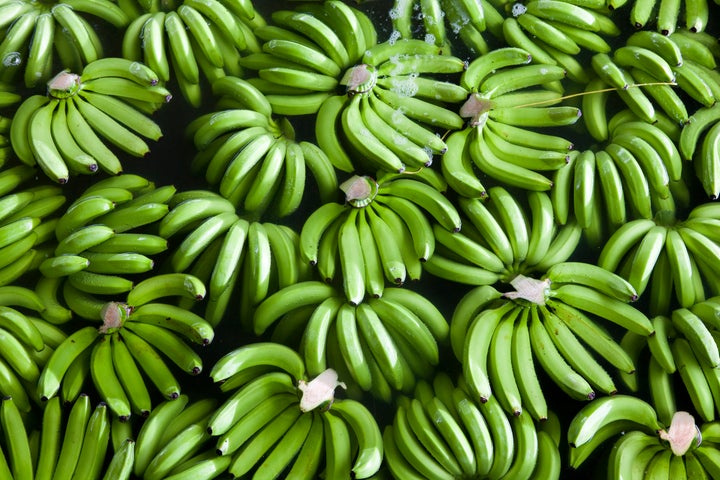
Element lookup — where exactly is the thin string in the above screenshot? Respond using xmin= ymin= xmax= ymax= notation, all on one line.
xmin=512 ymin=82 xmax=678 ymax=108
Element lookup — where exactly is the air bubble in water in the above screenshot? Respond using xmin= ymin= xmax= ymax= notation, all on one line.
xmin=511 ymin=3 xmax=527 ymax=16
xmin=388 ymin=30 xmax=401 ymax=45
xmin=391 ymin=77 xmax=418 ymax=97
xmin=3 ymin=52 xmax=21 ymax=67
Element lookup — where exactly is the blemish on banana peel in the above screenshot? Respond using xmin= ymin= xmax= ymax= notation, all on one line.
xmin=298 ymin=368 xmax=346 ymax=412
xmin=658 ymin=411 xmax=702 ymax=456
xmin=98 ymin=301 xmax=131 ymax=334
xmin=504 ymin=274 xmax=551 ymax=305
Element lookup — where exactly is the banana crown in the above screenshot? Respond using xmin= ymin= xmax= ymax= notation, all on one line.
xmin=298 ymin=368 xmax=346 ymax=412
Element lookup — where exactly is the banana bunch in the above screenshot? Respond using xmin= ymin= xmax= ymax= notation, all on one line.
xmin=131 ymin=394 xmax=226 ymax=480
xmin=598 ymin=202 xmax=720 ymax=314
xmin=36 ymin=272 xmax=214 ymax=418
xmin=0 ymin=0 xmax=130 ymax=87
xmin=0 ymin=83 xmax=20 ymax=166
xmin=188 ymin=76 xmax=339 ymax=214
xmin=300 ymin=173 xmax=460 ymax=302
xmin=10 ymin=59 xmax=168 ymax=183
xmin=387 ymin=0 xmax=507 ymax=55
xmin=424 ymin=188 xmax=583 ymax=284
xmin=252 ymin=281 xmax=449 ymax=401
xmin=588 ymin=51 xmax=666 ymax=126
xmin=567 ymin=395 xmax=666 ymax=471
xmin=502 ymin=0 xmax=620 ymax=83
xmin=384 ymin=372 xmax=562 ymax=479
xmin=209 ymin=342 xmax=384 ymax=478
xmin=0 ymin=286 xmax=67 ymax=413
xmin=0 ymin=395 xmax=114 ymax=479
xmin=448 ymin=48 xmax=579 ymax=192
xmin=553 ymin=118 xmax=682 ymax=234
xmin=583 ymin=55 xmax=690 ymax=134
xmin=442 ymin=0 xmax=505 ymax=55
xmin=316 ymin=40 xmax=467 ymax=174
xmin=620 ymin=302 xmax=720 ymax=424
xmin=609 ymin=0 xmax=715 ymax=33
xmin=120 ymin=0 xmax=259 ymax=107
xmin=240 ymin=1 xmax=376 ymax=116
xmin=33 ymin=175 xmax=172 ymax=317
xmin=568 ymin=398 xmax=720 ymax=480
xmin=388 ymin=0 xmax=498 ymax=52
xmin=33 ymin=176 xmax=170 ymax=323
xmin=388 ymin=0 xmax=450 ymax=49
xmin=588 ymin=32 xmax=720 ymax=126
xmin=451 ymin=261 xmax=649 ymax=419
xmin=0 ymin=175 xmax=66 ymax=287
xmin=680 ymin=102 xmax=720 ymax=199
xmin=158 ymin=189 xmax=311 ymax=328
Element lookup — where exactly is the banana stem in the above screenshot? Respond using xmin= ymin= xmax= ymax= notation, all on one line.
xmin=658 ymin=411 xmax=702 ymax=455
xmin=48 ymin=71 xmax=81 ymax=99
xmin=503 ymin=274 xmax=551 ymax=305
xmin=298 ymin=368 xmax=346 ymax=412
xmin=99 ymin=301 xmax=131 ymax=334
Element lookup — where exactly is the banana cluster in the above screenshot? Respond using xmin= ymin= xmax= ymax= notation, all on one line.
xmin=384 ymin=372 xmax=562 ymax=479
xmin=389 ymin=0 xmax=503 ymax=55
xmin=680 ymin=101 xmax=720 ymax=199
xmin=389 ymin=0 xmax=451 ymax=49
xmin=425 ymin=187 xmax=582 ymax=284
xmin=121 ymin=0 xmax=259 ymax=107
xmin=567 ymin=395 xmax=664 ymax=470
xmin=443 ymin=0 xmax=505 ymax=55
xmin=10 ymin=59 xmax=167 ymax=184
xmin=0 ymin=286 xmax=66 ymax=413
xmin=0 ymin=0 xmax=129 ymax=87
xmin=209 ymin=342 xmax=383 ymax=478
xmin=502 ymin=0 xmax=620 ymax=83
xmin=0 ymin=173 xmax=66 ymax=286
xmin=0 ymin=84 xmax=20 ymax=167
xmin=300 ymin=173 xmax=460 ymax=302
xmin=587 ymin=31 xmax=720 ymax=128
xmin=610 ymin=0 xmax=715 ymax=33
xmin=451 ymin=262 xmax=651 ymax=419
xmin=253 ymin=282 xmax=449 ymax=402
xmin=317 ymin=39 xmax=466 ymax=174
xmin=0 ymin=395 xmax=113 ymax=479
xmin=618 ymin=301 xmax=720 ymax=425
xmin=189 ymin=76 xmax=339 ymax=215
xmin=36 ymin=272 xmax=214 ymax=419
xmin=33 ymin=175 xmax=172 ymax=320
xmin=131 ymin=394 xmax=222 ymax=480
xmin=584 ymin=30 xmax=720 ymax=135
xmin=568 ymin=397 xmax=720 ymax=479
xmin=598 ymin=202 xmax=720 ymax=315
xmin=158 ymin=189 xmax=312 ymax=328
xmin=553 ymin=143 xmax=681 ymax=248
xmin=448 ymin=47 xmax=579 ymax=192
xmin=395 ymin=0 xmax=534 ymax=55
xmin=240 ymin=1 xmax=376 ymax=115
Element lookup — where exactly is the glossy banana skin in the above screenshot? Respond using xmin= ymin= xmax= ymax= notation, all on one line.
xmin=1 ymin=2 xmax=720 ymax=480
